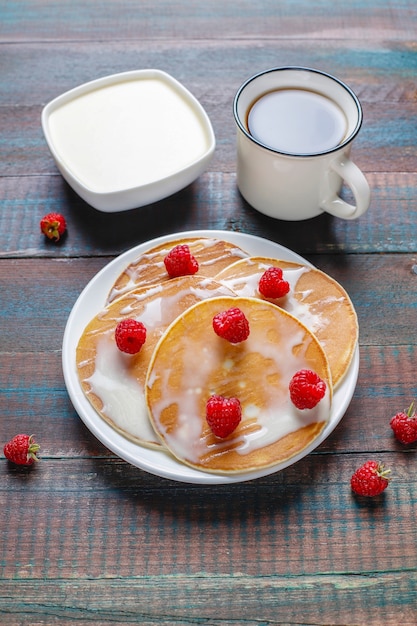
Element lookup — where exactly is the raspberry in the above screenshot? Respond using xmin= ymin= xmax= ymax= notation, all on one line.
xmin=258 ymin=267 xmax=290 ymax=299
xmin=163 ymin=244 xmax=199 ymax=278
xmin=115 ymin=318 xmax=147 ymax=354
xmin=390 ymin=402 xmax=417 ymax=444
xmin=4 ymin=434 xmax=40 ymax=466
xmin=289 ymin=369 xmax=326 ymax=410
xmin=212 ymin=307 xmax=250 ymax=343
xmin=206 ymin=395 xmax=242 ymax=438
xmin=351 ymin=460 xmax=391 ymax=497
xmin=40 ymin=212 xmax=67 ymax=242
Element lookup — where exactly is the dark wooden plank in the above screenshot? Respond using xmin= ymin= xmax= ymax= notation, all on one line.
xmin=1 ymin=40 xmax=416 ymax=176
xmin=1 ymin=453 xmax=416 ymax=577
xmin=0 ymin=173 xmax=416 ymax=257
xmin=1 ymin=2 xmax=416 ymax=624
xmin=313 ymin=253 xmax=417 ymax=346
xmin=0 ymin=572 xmax=416 ymax=625
xmin=1 ymin=345 xmax=415 ymax=459
xmin=1 ymin=453 xmax=417 ymax=625
xmin=2 ymin=98 xmax=416 ymax=175
xmin=1 ymin=0 xmax=416 ymax=42
xmin=0 ymin=258 xmax=107 ymax=352
xmin=2 ymin=40 xmax=416 ymax=109
xmin=0 ymin=573 xmax=416 ymax=626
xmin=1 ymin=255 xmax=415 ymax=351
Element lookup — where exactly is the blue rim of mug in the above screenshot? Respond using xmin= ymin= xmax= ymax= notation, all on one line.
xmin=233 ymin=66 xmax=363 ymax=157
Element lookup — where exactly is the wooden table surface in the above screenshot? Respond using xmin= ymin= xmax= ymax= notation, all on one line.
xmin=1 ymin=1 xmax=416 ymax=624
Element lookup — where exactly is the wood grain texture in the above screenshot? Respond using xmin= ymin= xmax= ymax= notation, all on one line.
xmin=1 ymin=1 xmax=417 ymax=624
xmin=0 ymin=255 xmax=416 ymax=349
xmin=1 ymin=453 xmax=417 ymax=625
xmin=1 ymin=573 xmax=416 ymax=625
xmin=1 ymin=0 xmax=417 ymax=41
xmin=1 ymin=453 xmax=417 ymax=577
xmin=1 ymin=40 xmax=416 ymax=175
xmin=1 ymin=345 xmax=415 ymax=457
xmin=0 ymin=173 xmax=416 ymax=257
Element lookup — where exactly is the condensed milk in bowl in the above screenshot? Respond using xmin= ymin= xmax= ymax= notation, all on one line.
xmin=41 ymin=70 xmax=215 ymax=212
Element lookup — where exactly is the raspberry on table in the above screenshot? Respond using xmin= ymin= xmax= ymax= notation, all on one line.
xmin=212 ymin=307 xmax=250 ymax=343
xmin=258 ymin=266 xmax=290 ymax=299
xmin=390 ymin=402 xmax=417 ymax=444
xmin=206 ymin=395 xmax=242 ymax=438
xmin=40 ymin=212 xmax=67 ymax=242
xmin=115 ymin=318 xmax=147 ymax=354
xmin=4 ymin=434 xmax=40 ymax=466
xmin=350 ymin=460 xmax=391 ymax=497
xmin=163 ymin=244 xmax=199 ymax=278
xmin=289 ymin=369 xmax=326 ymax=410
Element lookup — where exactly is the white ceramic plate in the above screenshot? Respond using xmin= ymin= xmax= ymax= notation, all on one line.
xmin=62 ymin=230 xmax=359 ymax=484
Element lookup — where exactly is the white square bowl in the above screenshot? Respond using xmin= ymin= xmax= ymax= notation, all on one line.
xmin=41 ymin=70 xmax=216 ymax=212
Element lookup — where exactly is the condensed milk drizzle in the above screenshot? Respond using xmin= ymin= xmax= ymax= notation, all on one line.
xmin=218 ymin=262 xmax=324 ymax=332
xmin=107 ymin=238 xmax=248 ymax=303
xmin=77 ymin=276 xmax=235 ymax=446
xmin=86 ymin=336 xmax=155 ymax=440
xmin=146 ymin=297 xmax=332 ymax=467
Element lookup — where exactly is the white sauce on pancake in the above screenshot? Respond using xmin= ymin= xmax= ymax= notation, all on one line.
xmin=86 ymin=336 xmax=154 ymax=441
xmin=218 ymin=262 xmax=326 ymax=332
xmin=146 ymin=298 xmax=331 ymax=465
xmin=78 ymin=277 xmax=235 ymax=446
xmin=107 ymin=238 xmax=248 ymax=303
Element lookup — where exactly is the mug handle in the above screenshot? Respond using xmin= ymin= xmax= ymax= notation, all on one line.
xmin=321 ymin=156 xmax=371 ymax=220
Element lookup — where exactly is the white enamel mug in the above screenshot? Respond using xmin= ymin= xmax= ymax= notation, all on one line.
xmin=233 ymin=67 xmax=371 ymax=220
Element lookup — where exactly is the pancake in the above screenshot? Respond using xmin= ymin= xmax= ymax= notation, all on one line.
xmin=145 ymin=296 xmax=332 ymax=474
xmin=76 ymin=276 xmax=235 ymax=448
xmin=106 ymin=236 xmax=249 ymax=304
xmin=215 ymin=257 xmax=358 ymax=387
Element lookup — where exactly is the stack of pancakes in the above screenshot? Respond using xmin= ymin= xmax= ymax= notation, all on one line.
xmin=76 ymin=236 xmax=358 ymax=475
